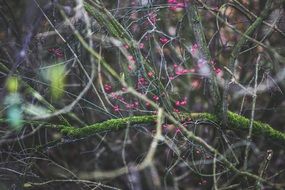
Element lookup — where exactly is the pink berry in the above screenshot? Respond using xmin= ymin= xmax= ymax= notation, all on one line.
xmin=153 ymin=95 xmax=159 ymax=101
xmin=175 ymin=101 xmax=180 ymax=106
xmin=114 ymin=105 xmax=120 ymax=112
xmin=147 ymin=71 xmax=154 ymax=78
xmin=103 ymin=84 xmax=112 ymax=93
xmin=139 ymin=43 xmax=145 ymax=49
xmin=160 ymin=37 xmax=169 ymax=44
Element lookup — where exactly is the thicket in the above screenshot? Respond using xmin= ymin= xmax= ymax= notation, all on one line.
xmin=0 ymin=0 xmax=285 ymax=189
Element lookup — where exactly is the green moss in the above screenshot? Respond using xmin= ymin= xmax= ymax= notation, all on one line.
xmin=60 ymin=115 xmax=157 ymax=137
xmin=58 ymin=112 xmax=285 ymax=146
xmin=1 ymin=111 xmax=283 ymax=145
xmin=227 ymin=112 xmax=285 ymax=144
xmin=188 ymin=111 xmax=285 ymax=145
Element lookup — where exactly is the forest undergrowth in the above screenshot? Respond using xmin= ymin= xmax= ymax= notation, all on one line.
xmin=0 ymin=0 xmax=285 ymax=189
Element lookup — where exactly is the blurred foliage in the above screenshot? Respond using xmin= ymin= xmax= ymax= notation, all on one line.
xmin=48 ymin=64 xmax=66 ymax=100
xmin=5 ymin=76 xmax=19 ymax=93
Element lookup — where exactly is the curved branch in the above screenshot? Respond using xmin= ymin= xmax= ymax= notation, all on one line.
xmin=57 ymin=112 xmax=285 ymax=146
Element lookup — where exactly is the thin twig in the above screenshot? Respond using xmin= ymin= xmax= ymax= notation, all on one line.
xmin=243 ymin=54 xmax=261 ymax=169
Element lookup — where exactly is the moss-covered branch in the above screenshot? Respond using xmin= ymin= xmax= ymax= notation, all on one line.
xmin=59 ymin=115 xmax=157 ymax=137
xmin=55 ymin=112 xmax=285 ymax=146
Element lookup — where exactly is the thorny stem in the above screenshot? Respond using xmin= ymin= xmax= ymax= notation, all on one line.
xmin=220 ymin=0 xmax=272 ymax=124
xmin=186 ymin=2 xmax=221 ymax=112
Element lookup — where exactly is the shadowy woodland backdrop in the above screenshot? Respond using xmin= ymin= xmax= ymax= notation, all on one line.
xmin=0 ymin=0 xmax=285 ymax=189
